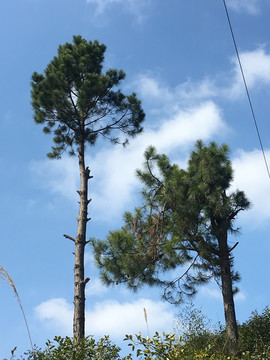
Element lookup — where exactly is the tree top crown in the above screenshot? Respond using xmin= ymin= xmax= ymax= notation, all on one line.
xmin=31 ymin=35 xmax=145 ymax=158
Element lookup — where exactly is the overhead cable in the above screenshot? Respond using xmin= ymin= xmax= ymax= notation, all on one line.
xmin=222 ymin=0 xmax=270 ymax=179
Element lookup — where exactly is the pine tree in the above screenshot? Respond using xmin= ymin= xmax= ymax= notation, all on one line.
xmin=91 ymin=141 xmax=250 ymax=355
xmin=31 ymin=35 xmax=145 ymax=340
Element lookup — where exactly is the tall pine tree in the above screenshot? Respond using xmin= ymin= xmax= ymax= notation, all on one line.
xmin=92 ymin=141 xmax=250 ymax=355
xmin=31 ymin=35 xmax=145 ymax=340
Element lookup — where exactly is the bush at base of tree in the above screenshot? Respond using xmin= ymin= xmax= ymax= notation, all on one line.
xmin=173 ymin=301 xmax=226 ymax=356
xmin=174 ymin=305 xmax=270 ymax=360
xmin=238 ymin=306 xmax=270 ymax=359
xmin=21 ymin=336 xmax=123 ymax=360
xmin=10 ymin=306 xmax=270 ymax=360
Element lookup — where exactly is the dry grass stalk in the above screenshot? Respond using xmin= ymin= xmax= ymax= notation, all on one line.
xmin=144 ymin=307 xmax=150 ymax=338
xmin=0 ymin=265 xmax=35 ymax=358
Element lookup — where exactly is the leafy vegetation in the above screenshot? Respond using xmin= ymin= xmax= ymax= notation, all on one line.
xmin=238 ymin=307 xmax=270 ymax=359
xmin=7 ymin=306 xmax=270 ymax=360
xmin=21 ymin=336 xmax=122 ymax=360
xmin=91 ymin=141 xmax=250 ymax=355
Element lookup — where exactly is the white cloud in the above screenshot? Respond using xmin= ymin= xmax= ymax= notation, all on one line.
xmin=30 ymin=48 xmax=270 ymax=225
xmin=35 ymin=297 xmax=174 ymax=338
xmin=235 ymin=291 xmax=246 ymax=301
xmin=229 ymin=48 xmax=270 ymax=97
xmin=85 ymin=277 xmax=109 ymax=297
xmin=35 ymin=298 xmax=73 ymax=334
xmin=86 ymin=298 xmax=174 ymax=337
xmin=31 ymin=100 xmax=226 ymax=223
xmin=134 ymin=74 xmax=217 ymax=108
xmin=200 ymin=287 xmax=246 ymax=302
xmin=226 ymin=0 xmax=262 ymax=15
xmin=86 ymin=0 xmax=151 ymax=22
xmin=135 ymin=48 xmax=270 ymax=104
xmin=232 ymin=148 xmax=270 ymax=226
xmin=177 ymin=78 xmax=218 ymax=101
xmin=30 ymin=156 xmax=79 ymax=202
xmin=85 ymin=252 xmax=94 ymax=265
xmin=148 ymin=102 xmax=225 ymax=151
xmin=135 ymin=75 xmax=172 ymax=103
xmin=84 ymin=101 xmax=226 ymax=221
xmin=201 ymin=287 xmax=222 ymax=300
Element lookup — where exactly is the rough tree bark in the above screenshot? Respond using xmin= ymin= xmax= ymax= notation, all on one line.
xmin=218 ymin=230 xmax=238 ymax=356
xmin=73 ymin=141 xmax=92 ymax=340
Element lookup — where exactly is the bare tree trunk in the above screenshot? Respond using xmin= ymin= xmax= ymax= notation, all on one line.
xmin=73 ymin=141 xmax=91 ymax=340
xmin=218 ymin=231 xmax=238 ymax=356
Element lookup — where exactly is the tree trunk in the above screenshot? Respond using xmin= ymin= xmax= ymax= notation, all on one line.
xmin=73 ymin=141 xmax=91 ymax=340
xmin=218 ymin=231 xmax=238 ymax=356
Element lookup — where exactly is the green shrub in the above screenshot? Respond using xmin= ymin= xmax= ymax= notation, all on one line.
xmin=174 ymin=302 xmax=225 ymax=355
xmin=124 ymin=331 xmax=183 ymax=359
xmin=174 ymin=304 xmax=270 ymax=359
xmin=22 ymin=335 xmax=122 ymax=360
xmin=238 ymin=307 xmax=270 ymax=359
xmin=11 ymin=306 xmax=270 ymax=360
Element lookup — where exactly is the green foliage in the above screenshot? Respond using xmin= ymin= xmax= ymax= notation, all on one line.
xmin=124 ymin=331 xmax=235 ymax=360
xmin=91 ymin=141 xmax=251 ymax=354
xmin=238 ymin=307 xmax=270 ymax=358
xmin=91 ymin=141 xmax=250 ymax=304
xmin=173 ymin=302 xmax=226 ymax=357
xmin=174 ymin=302 xmax=215 ymax=350
xmin=31 ymin=35 xmax=145 ymax=158
xmin=124 ymin=332 xmax=183 ymax=359
xmin=22 ymin=335 xmax=123 ymax=360
xmin=173 ymin=305 xmax=270 ymax=360
xmin=8 ymin=308 xmax=270 ymax=359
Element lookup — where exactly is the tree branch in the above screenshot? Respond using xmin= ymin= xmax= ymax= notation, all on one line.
xmin=64 ymin=234 xmax=76 ymax=242
xmin=229 ymin=242 xmax=239 ymax=253
xmin=87 ymin=109 xmax=130 ymax=135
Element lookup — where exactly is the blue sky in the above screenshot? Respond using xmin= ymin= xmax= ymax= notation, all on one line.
xmin=1 ymin=0 xmax=270 ymax=357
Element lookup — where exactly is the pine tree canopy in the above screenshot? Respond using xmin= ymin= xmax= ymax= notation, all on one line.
xmin=91 ymin=141 xmax=250 ymax=304
xmin=31 ymin=35 xmax=145 ymax=158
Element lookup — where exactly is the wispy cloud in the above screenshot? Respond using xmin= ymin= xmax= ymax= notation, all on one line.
xmin=30 ymin=47 xmax=270 ymax=226
xmin=85 ymin=277 xmax=109 ymax=297
xmin=201 ymin=287 xmax=222 ymax=300
xmin=134 ymin=47 xmax=270 ymax=102
xmin=86 ymin=0 xmax=151 ymax=23
xmin=232 ymin=148 xmax=270 ymax=226
xmin=235 ymin=291 xmax=246 ymax=301
xmin=30 ymin=156 xmax=79 ymax=203
xmin=90 ymin=102 xmax=226 ymax=221
xmin=35 ymin=297 xmax=174 ymax=338
xmin=86 ymin=298 xmax=174 ymax=337
xmin=201 ymin=287 xmax=246 ymax=302
xmin=134 ymin=74 xmax=217 ymax=109
xmin=35 ymin=298 xmax=73 ymax=333
xmin=229 ymin=47 xmax=270 ymax=98
xmin=226 ymin=0 xmax=262 ymax=15
xmin=31 ymin=101 xmax=226 ymax=223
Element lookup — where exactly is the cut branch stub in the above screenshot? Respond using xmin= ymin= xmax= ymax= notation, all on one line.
xmin=85 ymin=167 xmax=93 ymax=180
xmin=83 ymin=277 xmax=90 ymax=285
xmin=63 ymin=234 xmax=76 ymax=242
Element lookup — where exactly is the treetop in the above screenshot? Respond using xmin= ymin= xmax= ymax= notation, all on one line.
xmin=31 ymin=35 xmax=145 ymax=158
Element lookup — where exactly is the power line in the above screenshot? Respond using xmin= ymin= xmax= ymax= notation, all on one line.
xmin=222 ymin=0 xmax=270 ymax=179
